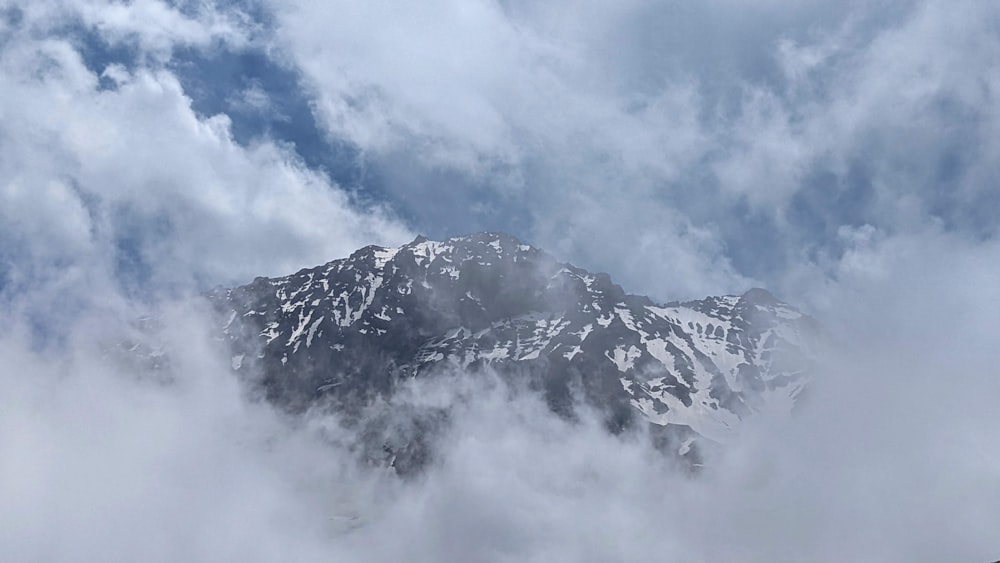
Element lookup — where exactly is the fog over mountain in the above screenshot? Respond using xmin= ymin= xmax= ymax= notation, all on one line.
xmin=204 ymin=232 xmax=821 ymax=473
xmin=2 ymin=0 xmax=1000 ymax=561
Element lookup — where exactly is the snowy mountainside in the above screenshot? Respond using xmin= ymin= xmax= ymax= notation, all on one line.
xmin=209 ymin=232 xmax=820 ymax=468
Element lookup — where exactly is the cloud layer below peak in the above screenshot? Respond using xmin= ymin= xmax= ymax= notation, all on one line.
xmin=2 ymin=1 xmax=1000 ymax=561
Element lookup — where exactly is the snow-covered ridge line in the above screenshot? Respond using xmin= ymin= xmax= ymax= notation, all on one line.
xmin=209 ymin=232 xmax=822 ymax=465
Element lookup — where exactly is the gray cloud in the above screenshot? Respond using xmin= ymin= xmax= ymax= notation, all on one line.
xmin=0 ymin=302 xmax=363 ymax=562
xmin=5 ymin=283 xmax=999 ymax=562
xmin=270 ymin=0 xmax=1000 ymax=300
xmin=3 ymin=0 xmax=1000 ymax=561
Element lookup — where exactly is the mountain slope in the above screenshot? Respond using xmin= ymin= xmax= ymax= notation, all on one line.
xmin=209 ymin=232 xmax=820 ymax=469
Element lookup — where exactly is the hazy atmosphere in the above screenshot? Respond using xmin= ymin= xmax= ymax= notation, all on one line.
xmin=2 ymin=0 xmax=999 ymax=561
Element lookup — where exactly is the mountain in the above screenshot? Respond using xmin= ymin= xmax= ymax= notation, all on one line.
xmin=208 ymin=232 xmax=821 ymax=472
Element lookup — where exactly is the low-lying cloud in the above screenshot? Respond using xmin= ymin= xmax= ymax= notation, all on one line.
xmin=3 ymin=258 xmax=1000 ymax=562
xmin=2 ymin=0 xmax=999 ymax=561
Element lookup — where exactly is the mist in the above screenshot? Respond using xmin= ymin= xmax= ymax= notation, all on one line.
xmin=4 ymin=238 xmax=1000 ymax=562
xmin=3 ymin=0 xmax=1000 ymax=560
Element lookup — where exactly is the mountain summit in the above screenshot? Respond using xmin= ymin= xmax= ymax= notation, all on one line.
xmin=210 ymin=232 xmax=820 ymax=471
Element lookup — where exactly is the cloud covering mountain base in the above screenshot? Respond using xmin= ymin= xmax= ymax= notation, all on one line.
xmin=2 ymin=0 xmax=1000 ymax=560
xmin=3 ymin=262 xmax=1000 ymax=562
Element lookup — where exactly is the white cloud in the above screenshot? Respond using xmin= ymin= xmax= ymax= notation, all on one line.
xmin=704 ymin=229 xmax=1000 ymax=561
xmin=268 ymin=0 xmax=1000 ymax=298
xmin=7 ymin=303 xmax=999 ymax=563
xmin=0 ymin=302 xmax=368 ymax=562
xmin=271 ymin=0 xmax=742 ymax=298
xmin=3 ymin=1 xmax=1000 ymax=561
xmin=0 ymin=5 xmax=411 ymax=310
xmin=4 ymin=0 xmax=255 ymax=57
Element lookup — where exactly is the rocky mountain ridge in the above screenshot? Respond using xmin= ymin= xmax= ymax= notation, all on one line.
xmin=209 ymin=232 xmax=821 ymax=470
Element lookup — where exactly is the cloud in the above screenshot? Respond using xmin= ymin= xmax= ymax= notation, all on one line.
xmin=269 ymin=0 xmax=745 ymax=299
xmin=267 ymin=0 xmax=1000 ymax=300
xmin=0 ymin=1 xmax=412 ymax=318
xmin=4 ymin=0 xmax=255 ymax=57
xmin=3 ymin=0 xmax=1000 ymax=561
xmin=6 ymin=290 xmax=999 ymax=563
xmin=0 ymin=5 xmax=414 ymax=556
xmin=0 ymin=301 xmax=369 ymax=562
xmin=691 ymin=228 xmax=1000 ymax=561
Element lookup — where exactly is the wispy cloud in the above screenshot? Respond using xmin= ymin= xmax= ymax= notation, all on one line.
xmin=2 ymin=1 xmax=1000 ymax=561
xmin=271 ymin=0 xmax=1000 ymax=299
xmin=0 ymin=0 xmax=411 ymax=312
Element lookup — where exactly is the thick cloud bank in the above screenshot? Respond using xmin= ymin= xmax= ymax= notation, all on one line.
xmin=3 ymin=282 xmax=999 ymax=562
xmin=2 ymin=0 xmax=999 ymax=561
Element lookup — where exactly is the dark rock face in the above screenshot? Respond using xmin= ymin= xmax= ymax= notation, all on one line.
xmin=209 ymin=232 xmax=820 ymax=473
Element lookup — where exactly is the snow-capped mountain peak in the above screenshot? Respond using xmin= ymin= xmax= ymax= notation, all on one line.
xmin=210 ymin=232 xmax=820 ymax=470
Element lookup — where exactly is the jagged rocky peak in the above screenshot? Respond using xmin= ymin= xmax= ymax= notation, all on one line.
xmin=210 ymin=232 xmax=821 ymax=473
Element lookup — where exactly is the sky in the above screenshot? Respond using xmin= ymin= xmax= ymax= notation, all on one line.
xmin=1 ymin=0 xmax=1000 ymax=561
